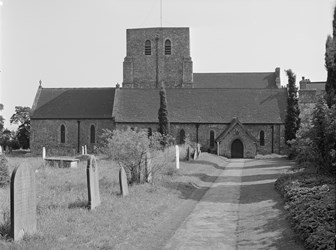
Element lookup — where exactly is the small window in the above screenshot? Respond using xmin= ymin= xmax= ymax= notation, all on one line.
xmin=148 ymin=128 xmax=152 ymax=137
xmin=60 ymin=125 xmax=65 ymax=143
xmin=145 ymin=40 xmax=151 ymax=55
xmin=260 ymin=130 xmax=265 ymax=146
xmin=210 ymin=130 xmax=215 ymax=147
xmin=179 ymin=129 xmax=185 ymax=144
xmin=90 ymin=125 xmax=96 ymax=144
xmin=165 ymin=39 xmax=171 ymax=55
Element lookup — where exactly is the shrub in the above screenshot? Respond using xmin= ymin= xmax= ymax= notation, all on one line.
xmin=275 ymin=172 xmax=335 ymax=250
xmin=0 ymin=155 xmax=9 ymax=187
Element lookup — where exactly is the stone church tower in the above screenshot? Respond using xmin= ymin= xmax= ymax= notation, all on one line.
xmin=122 ymin=27 xmax=193 ymax=88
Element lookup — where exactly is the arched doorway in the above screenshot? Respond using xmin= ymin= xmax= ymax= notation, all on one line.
xmin=231 ymin=139 xmax=244 ymax=158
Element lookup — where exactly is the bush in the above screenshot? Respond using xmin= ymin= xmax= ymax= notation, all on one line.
xmin=275 ymin=172 xmax=335 ymax=250
xmin=0 ymin=155 xmax=9 ymax=187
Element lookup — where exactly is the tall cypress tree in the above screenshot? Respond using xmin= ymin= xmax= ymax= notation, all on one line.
xmin=285 ymin=69 xmax=300 ymax=144
xmin=325 ymin=6 xmax=336 ymax=107
xmin=158 ymin=83 xmax=170 ymax=137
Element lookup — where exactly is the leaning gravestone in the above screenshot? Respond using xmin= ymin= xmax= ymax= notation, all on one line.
xmin=119 ymin=166 xmax=129 ymax=196
xmin=42 ymin=147 xmax=46 ymax=160
xmin=87 ymin=155 xmax=101 ymax=210
xmin=10 ymin=163 xmax=37 ymax=241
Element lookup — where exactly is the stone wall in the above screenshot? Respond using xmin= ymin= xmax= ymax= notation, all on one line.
xmin=115 ymin=122 xmax=286 ymax=157
xmin=122 ymin=28 xmax=193 ymax=88
xmin=31 ymin=119 xmax=114 ymax=155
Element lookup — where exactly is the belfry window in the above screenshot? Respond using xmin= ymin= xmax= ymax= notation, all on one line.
xmin=60 ymin=125 xmax=65 ymax=143
xmin=260 ymin=130 xmax=265 ymax=146
xmin=145 ymin=40 xmax=151 ymax=55
xmin=210 ymin=130 xmax=215 ymax=147
xmin=165 ymin=39 xmax=171 ymax=55
xmin=90 ymin=125 xmax=96 ymax=143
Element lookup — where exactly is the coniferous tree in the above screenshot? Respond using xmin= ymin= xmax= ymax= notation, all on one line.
xmin=325 ymin=6 xmax=336 ymax=107
xmin=158 ymin=83 xmax=170 ymax=137
xmin=285 ymin=69 xmax=300 ymax=144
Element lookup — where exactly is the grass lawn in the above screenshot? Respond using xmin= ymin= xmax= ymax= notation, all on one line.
xmin=0 ymin=153 xmax=226 ymax=249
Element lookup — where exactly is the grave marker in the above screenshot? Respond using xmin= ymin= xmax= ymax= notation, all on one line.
xmin=81 ymin=146 xmax=84 ymax=155
xmin=84 ymin=145 xmax=87 ymax=155
xmin=119 ymin=166 xmax=129 ymax=196
xmin=42 ymin=147 xmax=46 ymax=160
xmin=87 ymin=155 xmax=101 ymax=210
xmin=0 ymin=145 xmax=2 ymax=155
xmin=175 ymin=145 xmax=180 ymax=169
xmin=10 ymin=163 xmax=37 ymax=241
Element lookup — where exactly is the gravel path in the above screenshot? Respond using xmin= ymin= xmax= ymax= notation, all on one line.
xmin=163 ymin=156 xmax=303 ymax=250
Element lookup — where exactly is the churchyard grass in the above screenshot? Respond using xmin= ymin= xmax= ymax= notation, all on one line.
xmin=0 ymin=152 xmax=223 ymax=249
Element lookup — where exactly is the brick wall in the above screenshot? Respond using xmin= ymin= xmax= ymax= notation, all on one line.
xmin=31 ymin=119 xmax=114 ymax=155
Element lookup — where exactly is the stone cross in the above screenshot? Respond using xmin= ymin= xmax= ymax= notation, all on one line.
xmin=87 ymin=155 xmax=101 ymax=210
xmin=10 ymin=163 xmax=37 ymax=241
xmin=175 ymin=145 xmax=180 ymax=169
xmin=119 ymin=166 xmax=129 ymax=196
xmin=42 ymin=147 xmax=46 ymax=160
xmin=145 ymin=151 xmax=152 ymax=183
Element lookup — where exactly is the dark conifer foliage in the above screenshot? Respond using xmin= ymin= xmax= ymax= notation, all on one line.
xmin=285 ymin=69 xmax=300 ymax=144
xmin=325 ymin=6 xmax=336 ymax=107
xmin=158 ymin=83 xmax=170 ymax=136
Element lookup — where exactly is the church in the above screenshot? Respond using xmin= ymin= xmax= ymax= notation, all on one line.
xmin=30 ymin=27 xmax=288 ymax=158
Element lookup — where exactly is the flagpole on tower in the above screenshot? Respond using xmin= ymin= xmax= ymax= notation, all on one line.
xmin=160 ymin=0 xmax=162 ymax=27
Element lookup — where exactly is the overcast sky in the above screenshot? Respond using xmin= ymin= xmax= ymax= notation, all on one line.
xmin=0 ymin=0 xmax=335 ymax=129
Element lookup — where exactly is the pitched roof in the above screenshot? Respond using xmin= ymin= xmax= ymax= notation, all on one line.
xmin=113 ymin=88 xmax=287 ymax=124
xmin=305 ymin=82 xmax=325 ymax=90
xmin=31 ymin=88 xmax=115 ymax=119
xmin=216 ymin=117 xmax=257 ymax=142
xmin=193 ymin=72 xmax=277 ymax=89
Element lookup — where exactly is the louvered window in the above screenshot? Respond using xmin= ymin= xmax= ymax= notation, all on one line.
xmin=165 ymin=39 xmax=171 ymax=55
xmin=145 ymin=40 xmax=151 ymax=55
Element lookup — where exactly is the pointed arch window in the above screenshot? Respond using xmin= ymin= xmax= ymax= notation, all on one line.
xmin=90 ymin=125 xmax=96 ymax=143
xmin=260 ymin=130 xmax=265 ymax=146
xmin=165 ymin=39 xmax=171 ymax=55
xmin=210 ymin=130 xmax=215 ymax=147
xmin=60 ymin=124 xmax=65 ymax=143
xmin=145 ymin=40 xmax=151 ymax=55
xmin=179 ymin=129 xmax=185 ymax=144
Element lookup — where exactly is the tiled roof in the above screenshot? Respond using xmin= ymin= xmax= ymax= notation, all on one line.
xmin=305 ymin=82 xmax=325 ymax=90
xmin=193 ymin=72 xmax=276 ymax=89
xmin=31 ymin=88 xmax=115 ymax=119
xmin=113 ymin=88 xmax=287 ymax=124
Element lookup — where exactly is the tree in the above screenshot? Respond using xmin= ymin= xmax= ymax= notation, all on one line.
xmin=0 ymin=104 xmax=4 ymax=132
xmin=285 ymin=69 xmax=300 ymax=145
xmin=325 ymin=6 xmax=336 ymax=108
xmin=10 ymin=106 xmax=31 ymax=149
xmin=158 ymin=83 xmax=170 ymax=141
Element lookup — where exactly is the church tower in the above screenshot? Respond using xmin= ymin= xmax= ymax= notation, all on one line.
xmin=122 ymin=27 xmax=193 ymax=88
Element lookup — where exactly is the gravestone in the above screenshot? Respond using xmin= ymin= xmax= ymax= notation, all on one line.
xmin=145 ymin=151 xmax=152 ymax=183
xmin=175 ymin=145 xmax=180 ymax=169
xmin=87 ymin=155 xmax=101 ymax=210
xmin=84 ymin=145 xmax=87 ymax=155
xmin=193 ymin=148 xmax=197 ymax=160
xmin=119 ymin=166 xmax=129 ymax=196
xmin=81 ymin=146 xmax=84 ymax=155
xmin=42 ymin=147 xmax=46 ymax=159
xmin=187 ymin=146 xmax=191 ymax=161
xmin=0 ymin=145 xmax=2 ymax=155
xmin=10 ymin=163 xmax=37 ymax=241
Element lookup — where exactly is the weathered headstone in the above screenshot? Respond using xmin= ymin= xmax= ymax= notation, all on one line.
xmin=217 ymin=142 xmax=220 ymax=156
xmin=119 ymin=166 xmax=129 ymax=196
xmin=81 ymin=146 xmax=84 ymax=155
xmin=175 ymin=145 xmax=180 ymax=169
xmin=0 ymin=145 xmax=2 ymax=155
xmin=87 ymin=155 xmax=101 ymax=210
xmin=193 ymin=148 xmax=197 ymax=160
xmin=84 ymin=145 xmax=87 ymax=155
xmin=42 ymin=147 xmax=46 ymax=160
xmin=10 ymin=163 xmax=37 ymax=241
xmin=197 ymin=144 xmax=201 ymax=157
xmin=145 ymin=151 xmax=152 ymax=183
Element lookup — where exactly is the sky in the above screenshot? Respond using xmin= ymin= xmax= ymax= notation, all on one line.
xmin=0 ymin=0 xmax=335 ymax=129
